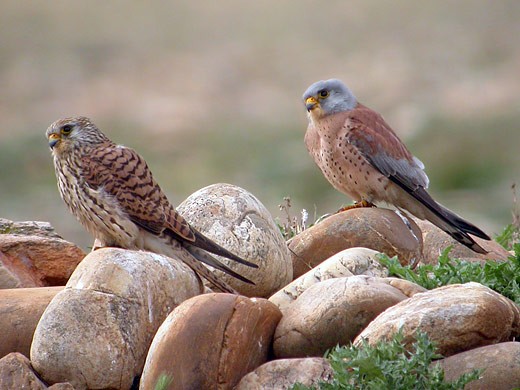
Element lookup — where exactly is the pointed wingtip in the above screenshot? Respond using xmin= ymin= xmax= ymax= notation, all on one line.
xmin=469 ymin=241 xmax=489 ymax=255
xmin=450 ymin=230 xmax=489 ymax=254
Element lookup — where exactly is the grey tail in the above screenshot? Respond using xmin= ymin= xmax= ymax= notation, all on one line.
xmin=435 ymin=202 xmax=490 ymax=254
xmin=391 ymin=181 xmax=491 ymax=254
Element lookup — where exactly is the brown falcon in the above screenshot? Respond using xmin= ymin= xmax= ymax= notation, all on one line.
xmin=46 ymin=116 xmax=257 ymax=293
xmin=302 ymin=79 xmax=491 ymax=253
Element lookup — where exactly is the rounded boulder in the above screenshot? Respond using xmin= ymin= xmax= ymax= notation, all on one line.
xmin=438 ymin=342 xmax=520 ymax=390
xmin=236 ymin=357 xmax=332 ymax=389
xmin=140 ymin=293 xmax=282 ymax=390
xmin=269 ymin=247 xmax=387 ymax=311
xmin=415 ymin=219 xmax=511 ymax=264
xmin=273 ymin=275 xmax=409 ymax=358
xmin=177 ymin=183 xmax=292 ymax=297
xmin=0 ymin=286 xmax=62 ymax=358
xmin=288 ymin=208 xmax=423 ymax=278
xmin=30 ymin=248 xmax=202 ymax=390
xmin=355 ymin=283 xmax=520 ymax=357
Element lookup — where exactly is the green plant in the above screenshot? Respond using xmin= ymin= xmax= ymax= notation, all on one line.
xmin=378 ymin=244 xmax=520 ymax=305
xmin=496 ymin=223 xmax=518 ymax=249
xmin=154 ymin=373 xmax=173 ymax=390
xmin=292 ymin=331 xmax=480 ymax=389
xmin=496 ymin=184 xmax=520 ymax=249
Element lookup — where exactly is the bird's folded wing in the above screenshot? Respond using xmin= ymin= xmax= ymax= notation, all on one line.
xmin=345 ymin=108 xmax=429 ymax=192
xmin=81 ymin=145 xmax=196 ymax=242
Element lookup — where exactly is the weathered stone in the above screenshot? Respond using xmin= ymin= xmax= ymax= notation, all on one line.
xmin=31 ymin=248 xmax=202 ymax=390
xmin=0 ymin=286 xmax=63 ymax=358
xmin=0 ymin=233 xmax=85 ymax=288
xmin=382 ymin=277 xmax=427 ymax=297
xmin=0 ymin=352 xmax=47 ymax=390
xmin=415 ymin=219 xmax=510 ymax=264
xmin=0 ymin=258 xmax=37 ymax=289
xmin=288 ymin=208 xmax=423 ymax=278
xmin=236 ymin=357 xmax=333 ymax=389
xmin=178 ymin=183 xmax=292 ymax=297
xmin=269 ymin=247 xmax=387 ymax=311
xmin=325 ymin=247 xmax=389 ymax=278
xmin=274 ymin=276 xmax=409 ymax=358
xmin=47 ymin=384 xmax=76 ymax=390
xmin=140 ymin=293 xmax=282 ymax=390
xmin=437 ymin=342 xmax=520 ymax=390
xmin=355 ymin=283 xmax=520 ymax=357
xmin=0 ymin=218 xmax=63 ymax=239
xmin=0 ymin=351 xmax=75 ymax=389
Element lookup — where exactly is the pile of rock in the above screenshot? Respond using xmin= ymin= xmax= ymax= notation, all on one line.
xmin=0 ymin=184 xmax=518 ymax=389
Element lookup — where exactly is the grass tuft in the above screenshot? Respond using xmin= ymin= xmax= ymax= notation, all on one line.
xmin=378 ymin=242 xmax=520 ymax=305
xmin=277 ymin=196 xmax=325 ymax=240
xmin=292 ymin=331 xmax=481 ymax=389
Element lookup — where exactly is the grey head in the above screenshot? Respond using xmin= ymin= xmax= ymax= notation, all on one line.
xmin=302 ymin=79 xmax=357 ymax=116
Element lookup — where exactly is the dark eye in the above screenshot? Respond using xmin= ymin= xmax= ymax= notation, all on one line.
xmin=61 ymin=125 xmax=73 ymax=135
xmin=319 ymin=90 xmax=329 ymax=98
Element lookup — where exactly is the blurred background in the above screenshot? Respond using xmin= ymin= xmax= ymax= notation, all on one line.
xmin=1 ymin=1 xmax=519 ymax=250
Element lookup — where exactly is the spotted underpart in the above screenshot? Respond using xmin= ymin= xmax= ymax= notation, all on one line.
xmin=47 ymin=116 xmax=257 ymax=292
xmin=303 ymin=79 xmax=491 ymax=254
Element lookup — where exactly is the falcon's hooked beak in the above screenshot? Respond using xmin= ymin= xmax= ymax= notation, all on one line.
xmin=305 ymin=96 xmax=319 ymax=112
xmin=48 ymin=133 xmax=60 ymax=149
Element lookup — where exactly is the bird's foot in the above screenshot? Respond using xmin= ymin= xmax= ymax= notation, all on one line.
xmin=337 ymin=200 xmax=376 ymax=213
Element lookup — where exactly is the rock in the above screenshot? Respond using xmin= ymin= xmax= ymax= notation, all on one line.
xmin=31 ymin=248 xmax=202 ymax=390
xmin=0 ymin=286 xmax=63 ymax=358
xmin=273 ymin=276 xmax=409 ymax=358
xmin=140 ymin=293 xmax=282 ymax=390
xmin=0 ymin=218 xmax=64 ymax=238
xmin=236 ymin=357 xmax=333 ymax=389
xmin=48 ymin=384 xmax=76 ymax=390
xmin=48 ymin=383 xmax=76 ymax=390
xmin=355 ymin=283 xmax=520 ymax=357
xmin=415 ymin=219 xmax=510 ymax=264
xmin=269 ymin=247 xmax=387 ymax=311
xmin=177 ymin=183 xmax=292 ymax=297
xmin=383 ymin=277 xmax=427 ymax=297
xmin=437 ymin=342 xmax=520 ymax=390
xmin=0 ymin=352 xmax=47 ymax=390
xmin=326 ymin=247 xmax=389 ymax=277
xmin=288 ymin=208 xmax=423 ymax=278
xmin=0 ymin=352 xmax=75 ymax=389
xmin=0 ymin=219 xmax=85 ymax=288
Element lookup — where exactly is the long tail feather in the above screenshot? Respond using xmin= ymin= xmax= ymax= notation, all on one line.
xmin=173 ymin=248 xmax=239 ymax=293
xmin=411 ymin=188 xmax=489 ymax=253
xmin=390 ymin=178 xmax=490 ymax=254
xmin=189 ymin=229 xmax=258 ymax=268
xmin=185 ymin=245 xmax=255 ymax=285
